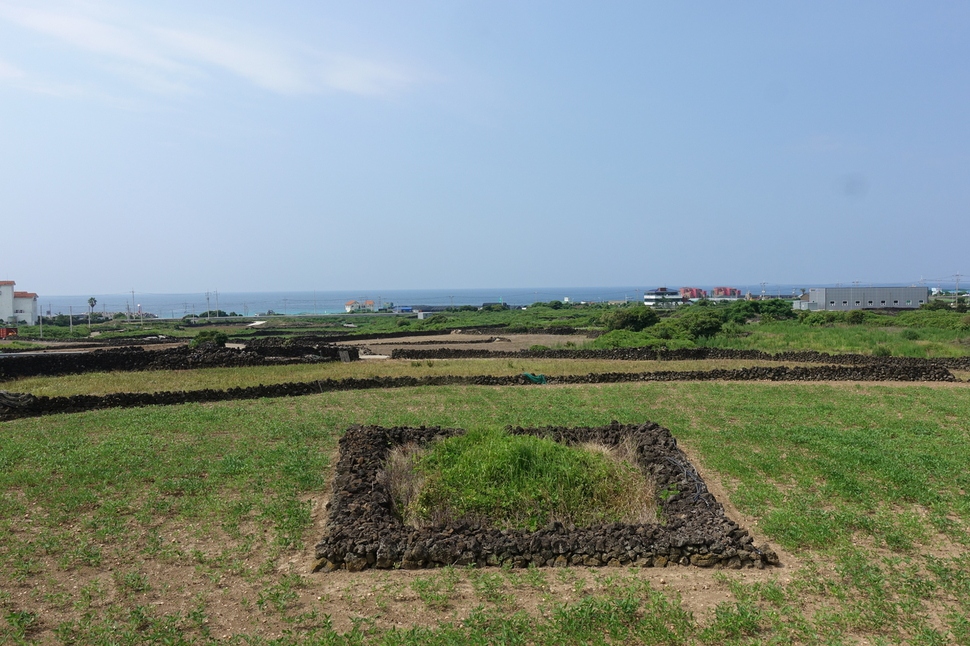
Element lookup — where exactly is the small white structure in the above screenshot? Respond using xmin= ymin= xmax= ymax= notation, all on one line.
xmin=0 ymin=280 xmax=39 ymax=325
xmin=345 ymin=300 xmax=377 ymax=313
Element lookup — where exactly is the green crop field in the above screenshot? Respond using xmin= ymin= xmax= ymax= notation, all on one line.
xmin=2 ymin=374 xmax=969 ymax=644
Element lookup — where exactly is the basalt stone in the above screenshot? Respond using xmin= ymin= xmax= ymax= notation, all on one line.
xmin=343 ymin=554 xmax=367 ymax=572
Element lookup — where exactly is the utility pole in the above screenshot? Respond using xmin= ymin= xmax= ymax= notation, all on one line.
xmin=214 ymin=290 xmax=219 ymax=317
xmin=206 ymin=292 xmax=211 ymax=320
xmin=69 ymin=306 xmax=73 ymax=334
xmin=760 ymin=282 xmax=767 ymax=300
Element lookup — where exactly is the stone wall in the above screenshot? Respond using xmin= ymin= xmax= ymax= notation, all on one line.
xmin=314 ymin=422 xmax=780 ymax=572
xmin=390 ymin=346 xmax=970 ymax=370
xmin=0 ymin=362 xmax=953 ymax=421
xmin=0 ymin=344 xmax=357 ymax=380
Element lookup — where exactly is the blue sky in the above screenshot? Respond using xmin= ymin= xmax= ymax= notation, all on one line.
xmin=1 ymin=1 xmax=967 ymax=294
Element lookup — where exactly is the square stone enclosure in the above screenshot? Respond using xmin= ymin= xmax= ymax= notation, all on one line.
xmin=314 ymin=421 xmax=778 ymax=572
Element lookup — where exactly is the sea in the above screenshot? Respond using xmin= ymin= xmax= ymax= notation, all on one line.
xmin=41 ymin=284 xmax=819 ymax=319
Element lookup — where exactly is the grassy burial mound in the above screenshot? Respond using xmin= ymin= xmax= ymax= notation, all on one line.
xmin=315 ymin=422 xmax=775 ymax=572
xmin=385 ymin=428 xmax=657 ymax=531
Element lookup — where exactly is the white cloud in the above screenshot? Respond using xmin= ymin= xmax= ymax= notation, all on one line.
xmin=155 ymin=27 xmax=314 ymax=95
xmin=317 ymin=53 xmax=415 ymax=97
xmin=0 ymin=55 xmax=25 ymax=79
xmin=0 ymin=1 xmax=422 ymax=100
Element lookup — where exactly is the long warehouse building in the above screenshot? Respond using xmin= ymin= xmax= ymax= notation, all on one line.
xmin=795 ymin=286 xmax=929 ymax=311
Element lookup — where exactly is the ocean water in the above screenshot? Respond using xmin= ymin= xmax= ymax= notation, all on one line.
xmin=43 ymin=287 xmax=647 ymax=318
xmin=41 ymin=284 xmax=814 ymax=319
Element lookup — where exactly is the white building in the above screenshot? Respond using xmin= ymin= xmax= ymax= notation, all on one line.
xmin=0 ymin=280 xmax=39 ymax=325
xmin=643 ymin=287 xmax=682 ymax=309
xmin=793 ymin=286 xmax=929 ymax=311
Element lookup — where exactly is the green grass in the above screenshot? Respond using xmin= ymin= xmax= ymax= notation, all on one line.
xmin=404 ymin=428 xmax=649 ymax=530
xmin=702 ymin=319 xmax=970 ymax=357
xmin=1 ymin=378 xmax=969 ymax=643
xmin=0 ymin=341 xmax=45 ymax=352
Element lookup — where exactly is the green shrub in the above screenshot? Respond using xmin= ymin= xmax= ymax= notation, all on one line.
xmin=676 ymin=308 xmax=724 ymax=339
xmin=190 ymin=330 xmax=228 ymax=348
xmin=726 ymin=300 xmax=759 ymax=323
xmin=757 ymin=299 xmax=797 ymax=320
xmin=900 ymin=329 xmax=919 ymax=340
xmin=600 ymin=306 xmax=659 ymax=332
xmin=801 ymin=311 xmax=844 ymax=326
xmin=873 ymin=345 xmax=892 ymax=357
xmin=720 ymin=321 xmax=746 ymax=338
xmin=846 ymin=310 xmax=866 ymax=325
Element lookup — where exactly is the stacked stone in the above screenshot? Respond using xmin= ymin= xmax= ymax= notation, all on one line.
xmin=314 ymin=422 xmax=780 ymax=573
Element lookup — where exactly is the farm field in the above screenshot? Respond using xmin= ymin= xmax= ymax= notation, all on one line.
xmin=0 ymin=358 xmax=821 ymax=398
xmin=2 ymin=374 xmax=970 ymax=644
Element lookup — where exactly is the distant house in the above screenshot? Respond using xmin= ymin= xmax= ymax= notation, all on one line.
xmin=711 ymin=286 xmax=741 ymax=298
xmin=679 ymin=287 xmax=708 ymax=300
xmin=643 ymin=287 xmax=681 ymax=309
xmin=345 ymin=300 xmax=378 ymax=313
xmin=0 ymin=280 xmax=39 ymax=324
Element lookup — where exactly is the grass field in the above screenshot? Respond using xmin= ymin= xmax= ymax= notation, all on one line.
xmin=702 ymin=320 xmax=970 ymax=358
xmin=0 ymin=358 xmax=821 ymax=398
xmin=2 ymin=375 xmax=969 ymax=644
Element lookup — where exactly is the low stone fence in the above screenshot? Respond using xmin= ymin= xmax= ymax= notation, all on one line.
xmin=314 ymin=422 xmax=779 ymax=572
xmin=0 ymin=363 xmax=953 ymax=421
xmin=390 ymin=346 xmax=970 ymax=370
xmin=0 ymin=344 xmax=358 ymax=380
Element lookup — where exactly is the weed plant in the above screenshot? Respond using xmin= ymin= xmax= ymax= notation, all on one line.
xmin=391 ymin=429 xmax=656 ymax=530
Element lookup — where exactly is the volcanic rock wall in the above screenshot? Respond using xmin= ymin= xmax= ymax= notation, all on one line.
xmin=0 ymin=344 xmax=357 ymax=380
xmin=314 ymin=422 xmax=779 ymax=571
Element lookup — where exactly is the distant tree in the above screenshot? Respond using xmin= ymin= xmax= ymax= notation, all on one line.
xmin=190 ymin=329 xmax=228 ymax=348
xmin=88 ymin=297 xmax=97 ymax=312
xmin=725 ymin=300 xmax=758 ymax=324
xmin=677 ymin=308 xmax=724 ymax=338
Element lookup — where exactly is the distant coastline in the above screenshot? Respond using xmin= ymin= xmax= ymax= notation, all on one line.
xmin=36 ymin=282 xmax=939 ymax=319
